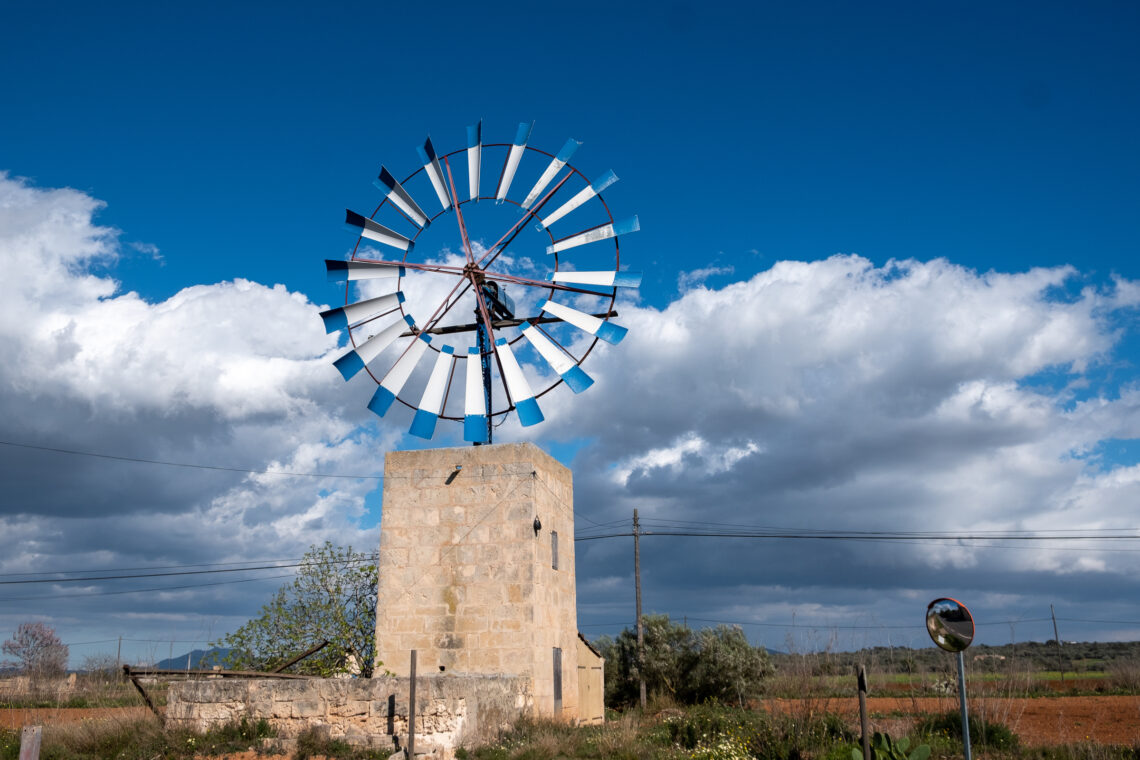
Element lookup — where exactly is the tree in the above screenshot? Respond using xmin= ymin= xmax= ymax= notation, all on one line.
xmin=596 ymin=615 xmax=772 ymax=708
xmin=214 ymin=542 xmax=377 ymax=677
xmin=682 ymin=624 xmax=773 ymax=705
xmin=2 ymin=622 xmax=69 ymax=678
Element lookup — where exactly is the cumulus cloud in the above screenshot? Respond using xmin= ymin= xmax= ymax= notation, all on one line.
xmin=0 ymin=173 xmax=393 ymax=653
xmin=6 ymin=171 xmax=1140 ymax=656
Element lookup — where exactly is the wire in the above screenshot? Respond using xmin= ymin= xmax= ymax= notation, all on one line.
xmin=0 ymin=556 xmax=309 ymax=578
xmin=0 ymin=439 xmax=383 ymax=480
xmin=0 ymin=573 xmax=299 ymax=603
xmin=0 ymin=557 xmax=377 ymax=585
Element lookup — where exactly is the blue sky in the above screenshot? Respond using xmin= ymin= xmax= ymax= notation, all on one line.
xmin=2 ymin=1 xmax=1140 ymax=667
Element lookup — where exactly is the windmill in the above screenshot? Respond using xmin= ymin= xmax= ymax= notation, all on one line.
xmin=322 ymin=121 xmax=640 ymax=444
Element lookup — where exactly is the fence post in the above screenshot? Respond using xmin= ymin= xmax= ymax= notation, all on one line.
xmin=857 ymin=665 xmax=870 ymax=760
xmin=408 ymin=650 xmax=417 ymax=759
xmin=19 ymin=725 xmax=42 ymax=760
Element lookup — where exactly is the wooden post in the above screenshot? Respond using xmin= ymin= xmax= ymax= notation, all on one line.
xmin=857 ymin=665 xmax=870 ymax=760
xmin=122 ymin=665 xmax=162 ymax=719
xmin=19 ymin=725 xmax=42 ymax=760
xmin=1051 ymin=604 xmax=1064 ymax=683
xmin=634 ymin=509 xmax=645 ymax=710
xmin=407 ymin=650 xmax=417 ymax=759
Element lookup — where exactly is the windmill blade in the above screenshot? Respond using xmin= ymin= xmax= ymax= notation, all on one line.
xmin=332 ymin=315 xmax=415 ymax=381
xmin=409 ymin=345 xmax=455 ymax=439
xmin=520 ymin=138 xmax=581 ymax=210
xmin=546 ymin=216 xmax=639 ymax=254
xmin=325 ymin=259 xmax=405 ymax=282
xmin=374 ymin=167 xmax=430 ymax=228
xmin=520 ymin=322 xmax=593 ymax=393
xmin=495 ymin=121 xmax=533 ymax=203
xmin=368 ymin=333 xmax=433 ymax=417
xmin=345 ymin=210 xmax=415 ymax=252
xmin=535 ymin=170 xmax=619 ymax=230
xmin=320 ymin=291 xmax=405 ymax=334
xmin=464 ymin=346 xmax=488 ymax=443
xmin=549 ymin=270 xmax=642 ymax=288
xmin=540 ymin=300 xmax=627 ymax=345
xmin=495 ymin=338 xmax=544 ymax=426
xmin=416 ymin=136 xmax=452 ymax=211
xmin=466 ymin=121 xmax=482 ymax=202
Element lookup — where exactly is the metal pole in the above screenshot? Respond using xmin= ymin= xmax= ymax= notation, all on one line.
xmin=956 ymin=650 xmax=972 ymax=760
xmin=408 ymin=650 xmax=417 ymax=759
xmin=634 ymin=509 xmax=645 ymax=709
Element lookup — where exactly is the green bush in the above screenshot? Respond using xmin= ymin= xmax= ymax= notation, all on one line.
xmin=917 ymin=710 xmax=1019 ymax=750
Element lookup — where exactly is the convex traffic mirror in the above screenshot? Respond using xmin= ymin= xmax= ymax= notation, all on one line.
xmin=925 ymin=597 xmax=974 ymax=653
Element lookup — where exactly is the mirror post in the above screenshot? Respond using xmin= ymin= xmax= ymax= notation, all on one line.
xmin=956 ymin=650 xmax=972 ymax=760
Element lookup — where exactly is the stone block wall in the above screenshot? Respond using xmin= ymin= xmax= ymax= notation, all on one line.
xmin=165 ymin=675 xmax=530 ymax=757
xmin=375 ymin=443 xmax=580 ymax=720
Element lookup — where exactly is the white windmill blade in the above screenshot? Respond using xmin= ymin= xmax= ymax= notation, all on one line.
xmin=466 ymin=121 xmax=482 ymax=202
xmin=520 ymin=138 xmax=581 ymax=210
xmin=345 ymin=210 xmax=415 ymax=252
xmin=546 ymin=216 xmax=639 ymax=254
xmin=540 ymin=300 xmax=627 ymax=345
xmin=325 ymin=259 xmax=405 ymax=282
xmin=320 ymin=291 xmax=405 ymax=334
xmin=464 ymin=346 xmax=488 ymax=443
xmin=409 ymin=345 xmax=455 ymax=439
xmin=495 ymin=337 xmax=544 ymax=426
xmin=416 ymin=136 xmax=452 ymax=211
xmin=368 ymin=333 xmax=432 ymax=417
xmin=373 ymin=166 xmax=430 ymax=228
xmin=549 ymin=270 xmax=642 ymax=288
xmin=495 ymin=121 xmax=533 ymax=203
xmin=520 ymin=321 xmax=593 ymax=394
xmin=332 ymin=315 xmax=415 ymax=381
xmin=535 ymin=170 xmax=619 ymax=230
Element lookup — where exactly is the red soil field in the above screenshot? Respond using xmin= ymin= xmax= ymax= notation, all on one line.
xmin=3 ymin=695 xmax=1139 ymax=748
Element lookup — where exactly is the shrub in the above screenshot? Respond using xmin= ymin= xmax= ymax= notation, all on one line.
xmin=916 ymin=710 xmax=1019 ymax=750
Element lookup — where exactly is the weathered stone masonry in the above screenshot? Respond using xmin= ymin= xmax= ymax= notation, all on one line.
xmin=165 ymin=674 xmax=530 ymax=756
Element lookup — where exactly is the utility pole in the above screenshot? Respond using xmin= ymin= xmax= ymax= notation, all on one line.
xmin=115 ymin=636 xmax=122 ymax=672
xmin=634 ymin=508 xmax=645 ymax=710
xmin=1051 ymin=604 xmax=1064 ymax=683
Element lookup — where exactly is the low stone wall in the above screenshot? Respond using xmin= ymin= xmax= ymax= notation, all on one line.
xmin=166 ymin=675 xmax=531 ymax=758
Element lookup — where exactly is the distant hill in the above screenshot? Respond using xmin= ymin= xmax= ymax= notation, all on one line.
xmin=155 ymin=648 xmax=230 ymax=670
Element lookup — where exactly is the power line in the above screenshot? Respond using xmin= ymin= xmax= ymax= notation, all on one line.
xmin=0 ymin=439 xmax=383 ymax=480
xmin=0 ymin=557 xmax=376 ymax=585
xmin=0 ymin=573 xmax=299 ymax=603
xmin=0 ymin=556 xmax=309 ymax=578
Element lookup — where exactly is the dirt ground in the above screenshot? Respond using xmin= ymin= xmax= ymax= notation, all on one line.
xmin=3 ymin=695 xmax=1139 ymax=749
xmin=764 ymin=695 xmax=1140 ymax=747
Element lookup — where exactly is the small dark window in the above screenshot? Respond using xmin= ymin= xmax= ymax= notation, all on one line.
xmin=551 ymin=531 xmax=559 ymax=570
xmin=553 ymin=647 xmax=563 ymax=712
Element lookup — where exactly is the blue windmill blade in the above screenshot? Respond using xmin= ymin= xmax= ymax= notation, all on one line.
xmin=495 ymin=337 xmax=543 ymax=426
xmin=409 ymin=345 xmax=455 ymax=439
xmin=495 ymin=121 xmax=533 ymax=203
xmin=466 ymin=121 xmax=482 ymax=203
xmin=534 ymin=170 xmax=618 ymax=230
xmin=463 ymin=346 xmax=489 ymax=443
xmin=345 ymin=210 xmax=415 ymax=252
xmin=332 ymin=315 xmax=415 ymax=381
xmin=320 ymin=292 xmax=405 ymax=334
xmin=520 ymin=137 xmax=581 ymax=210
xmin=416 ymin=136 xmax=452 ymax=212
xmin=325 ymin=259 xmax=405 ymax=282
xmin=374 ymin=166 xmax=430 ymax=228
xmin=520 ymin=322 xmax=594 ymax=393
xmin=540 ymin=300 xmax=627 ymax=345
xmin=546 ymin=216 xmax=639 ymax=255
xmin=368 ymin=333 xmax=433 ymax=417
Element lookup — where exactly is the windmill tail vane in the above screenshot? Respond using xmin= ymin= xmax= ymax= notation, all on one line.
xmin=322 ymin=120 xmax=641 ymax=444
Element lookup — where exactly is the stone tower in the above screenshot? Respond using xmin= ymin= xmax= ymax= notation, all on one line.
xmin=374 ymin=442 xmax=580 ymax=720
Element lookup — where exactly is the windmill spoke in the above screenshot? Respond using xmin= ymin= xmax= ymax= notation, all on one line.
xmin=443 ymin=156 xmax=477 ymax=265
xmin=479 ymin=270 xmax=613 ymax=298
xmin=475 ymin=172 xmax=573 ymax=272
